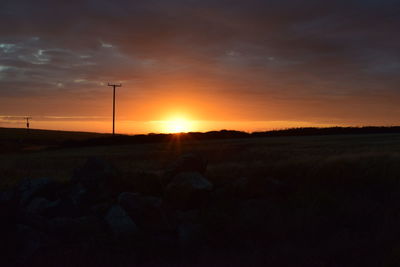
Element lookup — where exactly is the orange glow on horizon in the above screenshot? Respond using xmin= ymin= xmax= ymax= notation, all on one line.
xmin=2 ymin=83 xmax=397 ymax=134
xmin=156 ymin=116 xmax=197 ymax=133
xmin=0 ymin=117 xmax=349 ymax=134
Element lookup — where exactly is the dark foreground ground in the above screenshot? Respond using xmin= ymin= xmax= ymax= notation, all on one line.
xmin=1 ymin=133 xmax=400 ymax=266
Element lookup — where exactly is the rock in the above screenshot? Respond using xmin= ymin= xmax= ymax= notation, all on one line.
xmin=178 ymin=223 xmax=204 ymax=245
xmin=134 ymin=172 xmax=163 ymax=196
xmin=121 ymin=171 xmax=163 ymax=196
xmin=163 ymin=153 xmax=207 ymax=186
xmin=16 ymin=224 xmax=51 ymax=263
xmin=202 ymin=207 xmax=233 ymax=233
xmin=25 ymin=197 xmax=60 ymax=216
xmin=17 ymin=178 xmax=59 ymax=205
xmin=90 ymin=202 xmax=112 ymax=216
xmin=165 ymin=172 xmax=213 ymax=210
xmin=68 ymin=183 xmax=88 ymax=206
xmin=0 ymin=189 xmax=16 ymax=204
xmin=0 ymin=191 xmax=19 ymax=265
xmin=145 ymin=233 xmax=180 ymax=261
xmin=237 ymin=199 xmax=272 ymax=227
xmin=72 ymin=157 xmax=118 ymax=193
xmin=0 ymin=189 xmax=18 ymax=225
xmin=48 ymin=216 xmax=103 ymax=241
xmin=178 ymin=223 xmax=206 ymax=248
xmin=118 ymin=192 xmax=166 ymax=232
xmin=19 ymin=212 xmax=50 ymax=232
xmin=177 ymin=209 xmax=200 ymax=224
xmin=118 ymin=193 xmax=162 ymax=211
xmin=44 ymin=197 xmax=83 ymax=218
xmin=105 ymin=205 xmax=139 ymax=237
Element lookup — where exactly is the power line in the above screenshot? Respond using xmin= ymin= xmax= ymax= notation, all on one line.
xmin=107 ymin=83 xmax=122 ymax=135
xmin=24 ymin=117 xmax=32 ymax=131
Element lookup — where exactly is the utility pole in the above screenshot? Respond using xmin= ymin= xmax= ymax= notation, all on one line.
xmin=25 ymin=117 xmax=31 ymax=132
xmin=107 ymin=83 xmax=122 ymax=135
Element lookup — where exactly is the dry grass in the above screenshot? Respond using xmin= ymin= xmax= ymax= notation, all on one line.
xmin=2 ymin=133 xmax=400 ymax=189
xmin=3 ymin=133 xmax=400 ymax=266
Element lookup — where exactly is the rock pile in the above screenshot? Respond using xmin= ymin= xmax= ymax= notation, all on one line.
xmin=0 ymin=154 xmax=283 ymax=267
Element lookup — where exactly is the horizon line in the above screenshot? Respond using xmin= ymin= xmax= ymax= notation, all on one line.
xmin=2 ymin=125 xmax=400 ymax=136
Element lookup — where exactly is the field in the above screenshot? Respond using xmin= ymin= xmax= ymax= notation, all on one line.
xmin=2 ymin=131 xmax=400 ymax=266
xmin=0 ymin=127 xmax=109 ymax=154
xmin=2 ymin=132 xmax=400 ymax=189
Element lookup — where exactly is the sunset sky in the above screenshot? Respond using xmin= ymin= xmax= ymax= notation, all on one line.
xmin=1 ymin=0 xmax=400 ymax=133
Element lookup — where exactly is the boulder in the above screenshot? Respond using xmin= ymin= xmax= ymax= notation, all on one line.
xmin=0 ymin=189 xmax=18 ymax=226
xmin=162 ymin=153 xmax=207 ymax=186
xmin=18 ymin=212 xmax=50 ymax=232
xmin=165 ymin=172 xmax=213 ymax=210
xmin=0 ymin=190 xmax=19 ymax=266
xmin=68 ymin=183 xmax=88 ymax=206
xmin=178 ymin=223 xmax=206 ymax=249
xmin=121 ymin=171 xmax=163 ymax=196
xmin=44 ymin=197 xmax=83 ymax=218
xmin=105 ymin=205 xmax=139 ymax=237
xmin=48 ymin=216 xmax=103 ymax=241
xmin=178 ymin=223 xmax=207 ymax=263
xmin=134 ymin=172 xmax=163 ymax=196
xmin=177 ymin=209 xmax=200 ymax=224
xmin=16 ymin=224 xmax=51 ymax=263
xmin=200 ymin=206 xmax=233 ymax=234
xmin=17 ymin=178 xmax=59 ymax=205
xmin=90 ymin=202 xmax=113 ymax=217
xmin=0 ymin=189 xmax=16 ymax=204
xmin=236 ymin=199 xmax=272 ymax=228
xmin=25 ymin=197 xmax=60 ymax=216
xmin=118 ymin=192 xmax=166 ymax=232
xmin=72 ymin=157 xmax=118 ymax=194
xmin=118 ymin=192 xmax=162 ymax=211
xmin=143 ymin=233 xmax=180 ymax=263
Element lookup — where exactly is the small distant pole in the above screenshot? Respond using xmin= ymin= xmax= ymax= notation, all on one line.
xmin=107 ymin=83 xmax=122 ymax=135
xmin=25 ymin=117 xmax=31 ymax=132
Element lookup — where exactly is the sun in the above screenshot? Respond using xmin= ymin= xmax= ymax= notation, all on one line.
xmin=162 ymin=117 xmax=194 ymax=133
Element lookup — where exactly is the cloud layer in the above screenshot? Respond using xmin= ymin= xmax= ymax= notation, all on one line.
xmin=1 ymin=0 xmax=400 ymax=131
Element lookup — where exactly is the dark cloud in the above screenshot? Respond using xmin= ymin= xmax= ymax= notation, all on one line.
xmin=1 ymin=0 xmax=400 ymax=123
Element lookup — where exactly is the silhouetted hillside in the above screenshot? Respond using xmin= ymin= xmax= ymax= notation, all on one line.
xmin=0 ymin=127 xmax=109 ymax=153
xmin=3 ymin=126 xmax=400 ymax=153
xmin=63 ymin=126 xmax=400 ymax=148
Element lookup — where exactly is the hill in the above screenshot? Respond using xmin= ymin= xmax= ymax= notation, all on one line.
xmin=0 ymin=127 xmax=110 ymax=153
xmin=3 ymin=126 xmax=400 ymax=153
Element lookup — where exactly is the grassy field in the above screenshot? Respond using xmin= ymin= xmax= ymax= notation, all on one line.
xmin=0 ymin=127 xmax=109 ymax=154
xmin=0 ymin=127 xmax=108 ymax=141
xmin=2 ymin=132 xmax=400 ymax=189
xmin=2 ymin=132 xmax=400 ymax=266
